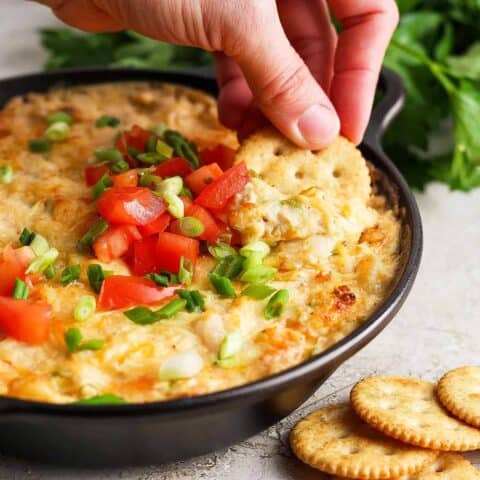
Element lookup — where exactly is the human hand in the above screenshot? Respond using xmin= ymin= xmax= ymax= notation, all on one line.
xmin=36 ymin=0 xmax=398 ymax=149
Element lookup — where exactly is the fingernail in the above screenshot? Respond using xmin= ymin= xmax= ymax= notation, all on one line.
xmin=297 ymin=104 xmax=340 ymax=148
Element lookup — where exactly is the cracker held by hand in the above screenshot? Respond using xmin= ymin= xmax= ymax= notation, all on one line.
xmin=290 ymin=403 xmax=437 ymax=479
xmin=437 ymin=366 xmax=480 ymax=428
xmin=351 ymin=376 xmax=480 ymax=451
xmin=332 ymin=452 xmax=480 ymax=479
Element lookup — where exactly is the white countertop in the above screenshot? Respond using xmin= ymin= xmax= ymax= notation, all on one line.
xmin=0 ymin=1 xmax=479 ymax=478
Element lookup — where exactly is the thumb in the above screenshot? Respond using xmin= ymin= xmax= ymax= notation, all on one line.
xmin=229 ymin=3 xmax=340 ymax=149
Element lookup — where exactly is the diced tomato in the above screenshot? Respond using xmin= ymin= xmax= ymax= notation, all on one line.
xmin=200 ymin=145 xmax=237 ymax=171
xmin=195 ymin=162 xmax=249 ymax=211
xmin=0 ymin=297 xmax=52 ymax=344
xmin=98 ymin=275 xmax=178 ymax=310
xmin=181 ymin=196 xmax=193 ymax=211
xmin=185 ymin=163 xmax=223 ymax=196
xmin=154 ymin=157 xmax=193 ymax=178
xmin=156 ymin=232 xmax=199 ymax=273
xmin=0 ymin=244 xmax=34 ymax=296
xmin=138 ymin=212 xmax=171 ymax=237
xmin=24 ymin=273 xmax=45 ymax=289
xmin=93 ymin=225 xmax=141 ymax=263
xmin=131 ymin=236 xmax=158 ymax=276
xmin=97 ymin=187 xmax=167 ymax=226
xmin=184 ymin=205 xmax=221 ymax=242
xmin=111 ymin=169 xmax=138 ymax=188
xmin=115 ymin=124 xmax=151 ymax=155
xmin=85 ymin=165 xmax=109 ymax=187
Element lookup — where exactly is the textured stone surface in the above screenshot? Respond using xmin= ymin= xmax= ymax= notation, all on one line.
xmin=0 ymin=1 xmax=479 ymax=478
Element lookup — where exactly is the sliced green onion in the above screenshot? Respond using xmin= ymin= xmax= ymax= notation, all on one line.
xmin=158 ymin=176 xmax=183 ymax=196
xmin=61 ymin=264 xmax=81 ymax=285
xmin=77 ymin=339 xmax=104 ymax=351
xmin=26 ymin=248 xmax=58 ymax=274
xmin=157 ymin=298 xmax=187 ymax=318
xmin=94 ymin=147 xmax=123 ymax=164
xmin=218 ymin=332 xmax=243 ymax=360
xmin=74 ymin=394 xmax=126 ymax=405
xmin=44 ymin=264 xmax=56 ymax=280
xmin=77 ymin=219 xmax=109 ymax=253
xmin=150 ymin=123 xmax=168 ymax=137
xmin=146 ymin=273 xmax=169 ymax=287
xmin=139 ymin=172 xmax=161 ymax=189
xmin=44 ymin=121 xmax=70 ymax=142
xmin=28 ymin=139 xmax=51 ymax=153
xmin=19 ymin=228 xmax=34 ymax=246
xmin=160 ymin=270 xmax=179 ymax=284
xmin=124 ymin=298 xmax=187 ymax=325
xmin=30 ymin=233 xmax=49 ymax=256
xmin=180 ymin=185 xmax=193 ymax=199
xmin=163 ymin=130 xmax=199 ymax=169
xmin=241 ymin=284 xmax=275 ymax=300
xmin=213 ymin=255 xmax=244 ymax=279
xmin=264 ymin=289 xmax=289 ymax=320
xmin=127 ymin=146 xmax=141 ymax=158
xmin=136 ymin=152 xmax=165 ymax=165
xmin=209 ymin=273 xmax=236 ymax=298
xmin=109 ymin=159 xmax=129 ymax=174
xmin=87 ymin=264 xmax=105 ymax=294
xmin=158 ymin=350 xmax=203 ymax=381
xmin=145 ymin=135 xmax=157 ymax=153
xmin=177 ymin=217 xmax=204 ymax=237
xmin=64 ymin=327 xmax=82 ymax=353
xmin=92 ymin=173 xmax=113 ymax=200
xmin=12 ymin=278 xmax=29 ymax=300
xmin=155 ymin=139 xmax=173 ymax=159
xmin=46 ymin=111 xmax=73 ymax=126
xmin=178 ymin=256 xmax=194 ymax=285
xmin=95 ymin=115 xmax=120 ymax=128
xmin=217 ymin=356 xmax=241 ymax=369
xmin=0 ymin=165 xmax=13 ymax=184
xmin=176 ymin=289 xmax=205 ymax=313
xmin=239 ymin=241 xmax=270 ymax=259
xmin=163 ymin=192 xmax=184 ymax=218
xmin=208 ymin=241 xmax=237 ymax=260
xmin=74 ymin=295 xmax=96 ymax=322
xmin=240 ymin=265 xmax=277 ymax=284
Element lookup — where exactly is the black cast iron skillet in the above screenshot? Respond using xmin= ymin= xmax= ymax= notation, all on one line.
xmin=0 ymin=67 xmax=421 ymax=466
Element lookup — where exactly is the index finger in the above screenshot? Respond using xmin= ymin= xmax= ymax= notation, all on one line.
xmin=327 ymin=0 xmax=399 ymax=144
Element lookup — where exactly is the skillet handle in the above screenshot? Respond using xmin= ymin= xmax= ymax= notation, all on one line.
xmin=363 ymin=68 xmax=405 ymax=151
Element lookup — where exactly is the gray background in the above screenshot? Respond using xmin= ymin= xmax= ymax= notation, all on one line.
xmin=0 ymin=1 xmax=479 ymax=478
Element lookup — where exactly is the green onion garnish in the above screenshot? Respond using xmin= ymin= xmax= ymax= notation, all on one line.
xmin=44 ymin=264 xmax=56 ymax=280
xmin=94 ymin=147 xmax=123 ymax=164
xmin=178 ymin=256 xmax=194 ymax=285
xmin=139 ymin=172 xmax=161 ymax=189
xmin=26 ymin=248 xmax=59 ymax=274
xmin=208 ymin=242 xmax=237 ymax=260
xmin=61 ymin=264 xmax=81 ymax=285
xmin=163 ymin=192 xmax=184 ymax=218
xmin=109 ymin=159 xmax=129 ymax=174
xmin=157 ymin=298 xmax=188 ymax=318
xmin=239 ymin=241 xmax=270 ymax=259
xmin=150 ymin=123 xmax=168 ymax=137
xmin=176 ymin=289 xmax=205 ymax=313
xmin=145 ymin=135 xmax=157 ymax=153
xmin=30 ymin=233 xmax=49 ymax=256
xmin=12 ymin=278 xmax=29 ymax=300
xmin=264 ymin=289 xmax=289 ymax=320
xmin=163 ymin=129 xmax=199 ymax=169
xmin=0 ymin=165 xmax=13 ymax=184
xmin=87 ymin=264 xmax=105 ymax=294
xmin=218 ymin=332 xmax=243 ymax=360
xmin=77 ymin=219 xmax=109 ymax=253
xmin=124 ymin=298 xmax=187 ymax=325
xmin=145 ymin=273 xmax=169 ymax=287
xmin=240 ymin=265 xmax=277 ymax=284
xmin=177 ymin=217 xmax=204 ymax=237
xmin=209 ymin=273 xmax=236 ymax=298
xmin=64 ymin=327 xmax=104 ymax=353
xmin=46 ymin=111 xmax=73 ymax=126
xmin=77 ymin=339 xmax=104 ymax=351
xmin=241 ymin=284 xmax=275 ymax=300
xmin=160 ymin=270 xmax=179 ymax=284
xmin=95 ymin=115 xmax=120 ymax=128
xmin=155 ymin=139 xmax=173 ymax=159
xmin=180 ymin=185 xmax=193 ymax=199
xmin=213 ymin=255 xmax=244 ymax=279
xmin=28 ymin=139 xmax=51 ymax=153
xmin=19 ymin=228 xmax=34 ymax=246
xmin=44 ymin=121 xmax=70 ymax=142
xmin=92 ymin=173 xmax=113 ymax=200
xmin=158 ymin=176 xmax=183 ymax=196
xmin=136 ymin=152 xmax=164 ymax=165
xmin=74 ymin=295 xmax=96 ymax=322
xmin=127 ymin=146 xmax=141 ymax=158
xmin=74 ymin=394 xmax=126 ymax=405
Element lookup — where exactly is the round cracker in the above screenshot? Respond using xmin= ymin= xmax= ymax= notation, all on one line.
xmin=290 ymin=403 xmax=437 ymax=479
xmin=332 ymin=452 xmax=480 ymax=479
xmin=351 ymin=376 xmax=480 ymax=451
xmin=437 ymin=366 xmax=480 ymax=428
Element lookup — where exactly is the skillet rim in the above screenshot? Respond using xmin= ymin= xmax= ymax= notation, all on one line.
xmin=0 ymin=67 xmax=422 ymax=416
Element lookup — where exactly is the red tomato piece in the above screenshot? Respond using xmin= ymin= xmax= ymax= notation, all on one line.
xmin=85 ymin=165 xmax=109 ymax=187
xmin=185 ymin=163 xmax=223 ymax=196
xmin=0 ymin=297 xmax=52 ymax=344
xmin=195 ymin=162 xmax=249 ymax=211
xmin=97 ymin=187 xmax=167 ymax=226
xmin=138 ymin=212 xmax=171 ymax=237
xmin=156 ymin=232 xmax=199 ymax=273
xmin=0 ymin=245 xmax=34 ymax=296
xmin=181 ymin=196 xmax=193 ymax=211
xmin=154 ymin=157 xmax=193 ymax=178
xmin=131 ymin=236 xmax=158 ymax=276
xmin=185 ymin=205 xmax=221 ymax=242
xmin=115 ymin=124 xmax=151 ymax=154
xmin=111 ymin=169 xmax=138 ymax=188
xmin=200 ymin=145 xmax=237 ymax=171
xmin=93 ymin=225 xmax=141 ymax=263
xmin=98 ymin=276 xmax=178 ymax=310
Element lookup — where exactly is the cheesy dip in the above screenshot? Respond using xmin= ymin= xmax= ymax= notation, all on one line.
xmin=0 ymin=82 xmax=402 ymax=404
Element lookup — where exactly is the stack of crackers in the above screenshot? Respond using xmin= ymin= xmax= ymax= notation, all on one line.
xmin=290 ymin=366 xmax=480 ymax=479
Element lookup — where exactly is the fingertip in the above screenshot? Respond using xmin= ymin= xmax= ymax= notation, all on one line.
xmin=294 ymin=104 xmax=340 ymax=150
